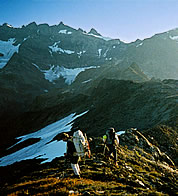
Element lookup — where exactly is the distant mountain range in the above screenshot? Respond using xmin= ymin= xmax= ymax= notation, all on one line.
xmin=0 ymin=22 xmax=177 ymax=155
xmin=0 ymin=22 xmax=177 ymax=109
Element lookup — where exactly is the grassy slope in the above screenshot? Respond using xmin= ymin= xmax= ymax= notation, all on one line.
xmin=0 ymin=136 xmax=177 ymax=196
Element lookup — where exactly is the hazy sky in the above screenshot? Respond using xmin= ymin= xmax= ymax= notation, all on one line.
xmin=1 ymin=0 xmax=178 ymax=42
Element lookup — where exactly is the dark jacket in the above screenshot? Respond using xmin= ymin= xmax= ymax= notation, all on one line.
xmin=66 ymin=138 xmax=79 ymax=164
xmin=66 ymin=139 xmax=77 ymax=156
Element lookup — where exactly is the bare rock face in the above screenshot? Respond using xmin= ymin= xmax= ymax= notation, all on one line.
xmin=120 ymin=127 xmax=176 ymax=166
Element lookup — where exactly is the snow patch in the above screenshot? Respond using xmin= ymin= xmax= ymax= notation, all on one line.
xmin=103 ymin=49 xmax=109 ymax=57
xmin=5 ymin=23 xmax=13 ymax=28
xmin=0 ymin=111 xmax=88 ymax=166
xmin=63 ymin=49 xmax=75 ymax=55
xmin=82 ymin=79 xmax=92 ymax=84
xmin=0 ymin=38 xmax=20 ymax=69
xmin=136 ymin=42 xmax=143 ymax=47
xmin=169 ymin=35 xmax=178 ymax=41
xmin=32 ymin=63 xmax=40 ymax=69
xmin=88 ymin=33 xmax=112 ymax=41
xmin=83 ymin=32 xmax=112 ymax=41
xmin=77 ymin=50 xmax=86 ymax=58
xmin=98 ymin=49 xmax=102 ymax=58
xmin=49 ymin=42 xmax=75 ymax=55
xmin=43 ymin=65 xmax=99 ymax=85
xmin=117 ymin=131 xmax=125 ymax=135
xmin=23 ymin=36 xmax=30 ymax=41
xmin=59 ymin=29 xmax=73 ymax=35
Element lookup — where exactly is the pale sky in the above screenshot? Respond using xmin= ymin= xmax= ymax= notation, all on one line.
xmin=1 ymin=0 xmax=178 ymax=42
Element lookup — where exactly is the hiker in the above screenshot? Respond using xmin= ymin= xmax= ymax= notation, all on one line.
xmin=103 ymin=127 xmax=119 ymax=166
xmin=61 ymin=133 xmax=81 ymax=178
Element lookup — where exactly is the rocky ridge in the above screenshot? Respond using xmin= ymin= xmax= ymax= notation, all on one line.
xmin=0 ymin=125 xmax=177 ymax=195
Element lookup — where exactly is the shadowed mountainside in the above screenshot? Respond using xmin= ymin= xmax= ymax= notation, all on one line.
xmin=0 ymin=79 xmax=177 ymax=156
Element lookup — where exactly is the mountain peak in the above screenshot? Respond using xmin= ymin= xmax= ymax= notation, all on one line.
xmin=88 ymin=28 xmax=101 ymax=36
xmin=58 ymin=21 xmax=64 ymax=26
xmin=26 ymin=22 xmax=37 ymax=29
xmin=2 ymin=23 xmax=13 ymax=28
xmin=78 ymin=28 xmax=86 ymax=33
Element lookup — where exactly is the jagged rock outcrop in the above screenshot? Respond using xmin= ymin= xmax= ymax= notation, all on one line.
xmin=120 ymin=127 xmax=176 ymax=166
xmin=88 ymin=28 xmax=102 ymax=36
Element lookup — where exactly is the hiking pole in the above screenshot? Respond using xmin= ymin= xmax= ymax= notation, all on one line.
xmin=103 ymin=135 xmax=107 ymax=156
xmin=103 ymin=143 xmax=106 ymax=155
xmin=87 ymin=140 xmax=91 ymax=159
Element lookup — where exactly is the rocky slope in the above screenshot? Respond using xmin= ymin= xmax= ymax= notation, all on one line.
xmin=0 ymin=126 xmax=177 ymax=195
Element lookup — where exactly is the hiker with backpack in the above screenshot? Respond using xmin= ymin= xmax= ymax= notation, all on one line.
xmin=61 ymin=133 xmax=81 ymax=178
xmin=72 ymin=128 xmax=91 ymax=159
xmin=103 ymin=127 xmax=119 ymax=166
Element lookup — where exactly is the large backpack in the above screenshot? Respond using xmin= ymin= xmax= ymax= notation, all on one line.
xmin=106 ymin=128 xmax=119 ymax=146
xmin=73 ymin=130 xmax=90 ymax=157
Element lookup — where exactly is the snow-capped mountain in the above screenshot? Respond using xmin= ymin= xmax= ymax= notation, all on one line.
xmin=1 ymin=22 xmax=178 ymax=87
xmin=0 ymin=22 xmax=177 ymax=159
xmin=0 ymin=22 xmax=135 ymax=119
xmin=1 ymin=22 xmax=178 ymax=89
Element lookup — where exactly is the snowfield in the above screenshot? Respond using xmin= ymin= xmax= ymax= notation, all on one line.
xmin=44 ymin=65 xmax=99 ymax=85
xmin=0 ymin=111 xmax=88 ymax=166
xmin=32 ymin=63 xmax=99 ymax=85
xmin=0 ymin=38 xmax=20 ymax=69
